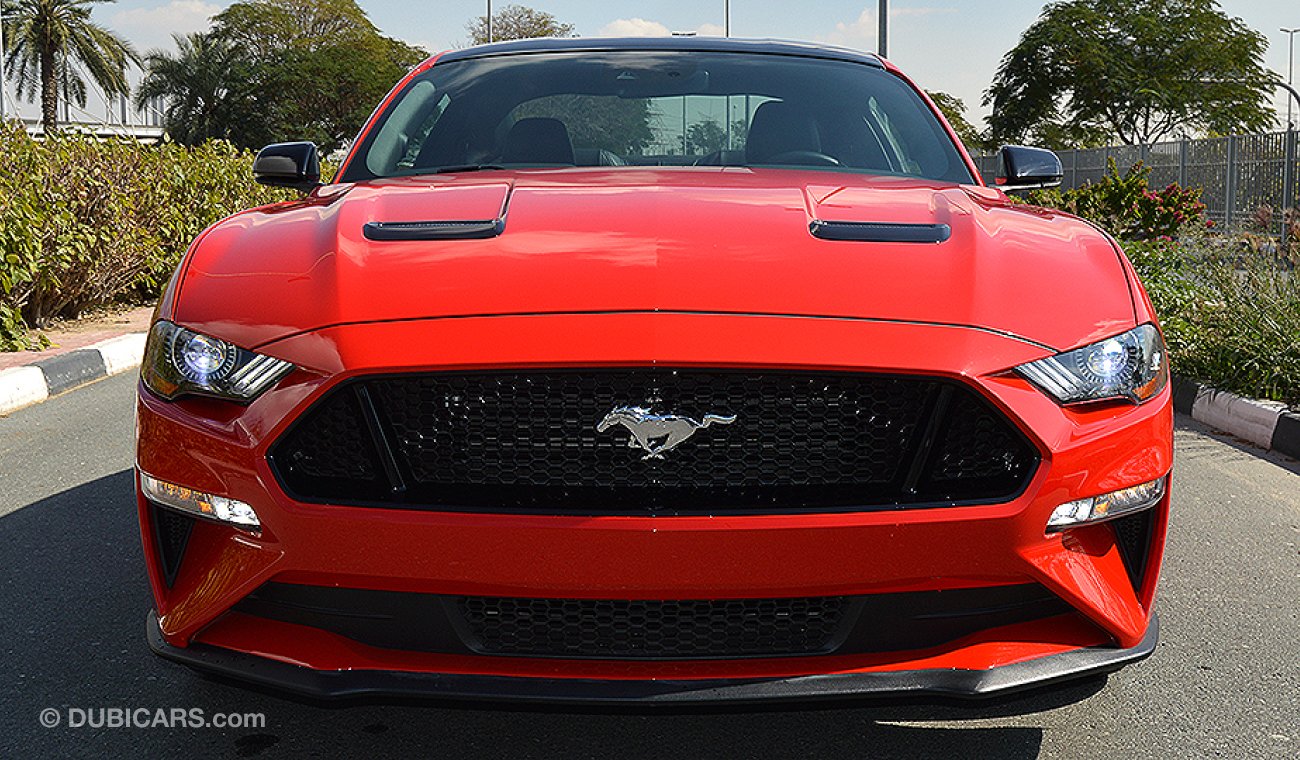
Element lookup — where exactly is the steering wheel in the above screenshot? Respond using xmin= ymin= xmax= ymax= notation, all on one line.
xmin=762 ymin=151 xmax=841 ymax=167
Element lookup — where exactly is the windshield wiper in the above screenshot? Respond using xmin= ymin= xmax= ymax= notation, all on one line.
xmin=430 ymin=164 xmax=505 ymax=174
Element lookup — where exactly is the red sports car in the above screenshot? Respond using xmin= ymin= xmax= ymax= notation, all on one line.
xmin=136 ymin=37 xmax=1172 ymax=702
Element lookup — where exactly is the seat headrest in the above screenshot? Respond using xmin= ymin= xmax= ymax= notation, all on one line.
xmin=501 ymin=117 xmax=575 ymax=165
xmin=745 ymin=101 xmax=822 ymax=164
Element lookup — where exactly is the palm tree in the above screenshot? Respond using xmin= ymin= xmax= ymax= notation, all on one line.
xmin=1 ymin=0 xmax=139 ymax=134
xmin=136 ymin=32 xmax=264 ymax=147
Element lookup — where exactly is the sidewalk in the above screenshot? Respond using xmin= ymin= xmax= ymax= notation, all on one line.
xmin=0 ymin=306 xmax=153 ymax=371
xmin=0 ymin=306 xmax=153 ymax=415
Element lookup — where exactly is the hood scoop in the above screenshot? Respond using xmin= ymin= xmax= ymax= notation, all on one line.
xmin=809 ymin=220 xmax=951 ymax=243
xmin=363 ymin=219 xmax=505 ymax=241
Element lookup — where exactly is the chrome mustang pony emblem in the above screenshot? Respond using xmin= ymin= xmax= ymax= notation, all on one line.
xmin=596 ymin=406 xmax=737 ymax=460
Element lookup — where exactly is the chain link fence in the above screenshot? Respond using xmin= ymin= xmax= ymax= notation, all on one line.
xmin=973 ymin=130 xmax=1300 ymax=235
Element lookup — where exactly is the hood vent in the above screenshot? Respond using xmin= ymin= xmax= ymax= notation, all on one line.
xmin=810 ymin=220 xmax=951 ymax=244
xmin=363 ymin=219 xmax=504 ymax=241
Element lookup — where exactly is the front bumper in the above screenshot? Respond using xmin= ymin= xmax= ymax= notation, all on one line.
xmin=136 ymin=312 xmax=1173 ymax=697
xmin=147 ymin=611 xmax=1157 ymax=703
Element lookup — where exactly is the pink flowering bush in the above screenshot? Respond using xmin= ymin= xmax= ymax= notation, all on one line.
xmin=1023 ymin=160 xmax=1209 ymax=241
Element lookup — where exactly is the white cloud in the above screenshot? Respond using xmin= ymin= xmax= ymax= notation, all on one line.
xmin=822 ymin=6 xmax=956 ymax=49
xmin=598 ymin=18 xmax=671 ymax=38
xmin=695 ymin=23 xmax=726 ymax=38
xmin=111 ymin=1 xmax=220 ymax=53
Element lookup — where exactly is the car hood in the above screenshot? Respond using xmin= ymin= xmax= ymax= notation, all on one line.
xmin=174 ymin=168 xmax=1135 ymax=353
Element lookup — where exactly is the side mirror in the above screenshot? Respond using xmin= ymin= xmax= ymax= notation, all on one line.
xmin=996 ymin=145 xmax=1063 ymax=192
xmin=253 ymin=142 xmax=321 ymax=193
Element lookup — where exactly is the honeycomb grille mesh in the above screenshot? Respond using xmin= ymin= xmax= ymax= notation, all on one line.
xmin=269 ymin=369 xmax=1038 ymax=513
xmin=458 ymin=596 xmax=848 ymax=659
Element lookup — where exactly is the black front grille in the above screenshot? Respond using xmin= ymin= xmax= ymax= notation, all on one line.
xmin=458 ymin=596 xmax=848 ymax=659
xmin=269 ymin=369 xmax=1038 ymax=514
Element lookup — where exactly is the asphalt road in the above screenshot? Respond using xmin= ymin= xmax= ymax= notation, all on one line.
xmin=1 ymin=372 xmax=1297 ymax=759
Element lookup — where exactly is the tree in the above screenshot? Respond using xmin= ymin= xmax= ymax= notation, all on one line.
xmin=212 ymin=0 xmax=388 ymax=59
xmin=926 ymin=91 xmax=984 ymax=150
xmin=262 ymin=35 xmax=425 ymax=149
xmin=1 ymin=0 xmax=139 ymax=134
xmin=135 ymin=33 xmax=267 ymax=147
xmin=467 ymin=4 xmax=575 ymax=45
xmin=140 ymin=0 xmax=426 ymax=150
xmin=985 ymin=0 xmax=1275 ymax=147
xmin=685 ymin=118 xmax=726 ymax=156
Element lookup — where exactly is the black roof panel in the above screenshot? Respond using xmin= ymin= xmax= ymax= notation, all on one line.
xmin=437 ymin=37 xmax=884 ymax=68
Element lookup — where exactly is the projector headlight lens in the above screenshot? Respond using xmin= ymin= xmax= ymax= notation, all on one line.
xmin=140 ymin=472 xmax=260 ymax=531
xmin=1047 ymin=477 xmax=1167 ymax=532
xmin=142 ymin=320 xmax=294 ymax=402
xmin=1017 ymin=324 xmax=1167 ymax=405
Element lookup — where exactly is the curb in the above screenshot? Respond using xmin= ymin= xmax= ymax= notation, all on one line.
xmin=1172 ymin=376 xmax=1300 ymax=460
xmin=0 ymin=333 xmax=147 ymax=416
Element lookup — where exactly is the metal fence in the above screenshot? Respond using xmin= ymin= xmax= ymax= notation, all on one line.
xmin=973 ymin=130 xmax=1300 ymax=233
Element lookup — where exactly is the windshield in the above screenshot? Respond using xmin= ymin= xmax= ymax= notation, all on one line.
xmin=340 ymin=51 xmax=974 ymax=184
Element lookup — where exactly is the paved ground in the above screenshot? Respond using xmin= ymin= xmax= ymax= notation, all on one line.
xmin=1 ymin=372 xmax=1297 ymax=759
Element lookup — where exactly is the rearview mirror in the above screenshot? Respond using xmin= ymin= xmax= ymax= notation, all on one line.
xmin=996 ymin=145 xmax=1063 ymax=192
xmin=253 ymin=142 xmax=321 ymax=193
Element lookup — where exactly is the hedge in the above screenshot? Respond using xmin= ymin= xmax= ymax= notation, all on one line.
xmin=0 ymin=125 xmax=292 ymax=350
xmin=1127 ymin=238 xmax=1300 ymax=407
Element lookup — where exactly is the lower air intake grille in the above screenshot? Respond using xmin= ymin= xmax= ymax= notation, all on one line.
xmin=269 ymin=369 xmax=1039 ymax=514
xmin=458 ymin=596 xmax=848 ymax=659
xmin=149 ymin=504 xmax=194 ymax=587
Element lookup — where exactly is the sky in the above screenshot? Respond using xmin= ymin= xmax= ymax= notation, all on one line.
xmin=4 ymin=0 xmax=1299 ymax=129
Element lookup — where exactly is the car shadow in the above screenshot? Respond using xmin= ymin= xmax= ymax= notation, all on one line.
xmin=0 ymin=470 xmax=1113 ymax=759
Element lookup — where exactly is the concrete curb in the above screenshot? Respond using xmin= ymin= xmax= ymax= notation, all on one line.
xmin=0 ymin=332 xmax=146 ymax=416
xmin=1172 ymin=376 xmax=1300 ymax=460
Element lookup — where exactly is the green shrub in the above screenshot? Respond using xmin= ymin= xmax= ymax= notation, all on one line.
xmin=0 ymin=124 xmax=294 ymax=350
xmin=1024 ymin=160 xmax=1210 ymax=241
xmin=1127 ymin=238 xmax=1300 ymax=406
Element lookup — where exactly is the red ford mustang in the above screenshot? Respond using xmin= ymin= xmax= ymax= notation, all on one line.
xmin=136 ymin=37 xmax=1172 ymax=703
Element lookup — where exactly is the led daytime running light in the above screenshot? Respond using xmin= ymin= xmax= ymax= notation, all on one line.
xmin=1047 ymin=477 xmax=1167 ymax=532
xmin=141 ymin=472 xmax=261 ymax=531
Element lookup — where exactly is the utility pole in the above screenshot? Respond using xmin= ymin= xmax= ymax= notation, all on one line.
xmin=1284 ymin=28 xmax=1299 ymax=129
xmin=487 ymin=0 xmax=493 ymax=43
xmin=878 ymin=0 xmax=889 ymax=58
xmin=724 ymin=0 xmax=730 ymax=37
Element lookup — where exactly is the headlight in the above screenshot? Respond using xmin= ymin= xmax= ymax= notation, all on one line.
xmin=1016 ymin=324 xmax=1167 ymax=405
xmin=141 ymin=320 xmax=294 ymax=402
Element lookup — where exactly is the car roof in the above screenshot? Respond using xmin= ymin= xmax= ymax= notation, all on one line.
xmin=436 ymin=37 xmax=885 ymax=69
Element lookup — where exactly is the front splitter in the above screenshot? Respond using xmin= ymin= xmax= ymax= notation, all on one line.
xmin=146 ymin=611 xmax=1157 ymax=705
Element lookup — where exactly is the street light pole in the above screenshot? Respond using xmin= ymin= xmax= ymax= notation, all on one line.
xmin=1283 ymin=28 xmax=1299 ymax=129
xmin=487 ymin=0 xmax=493 ymax=43
xmin=724 ymin=0 xmax=730 ymax=38
xmin=878 ymin=0 xmax=889 ymax=58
